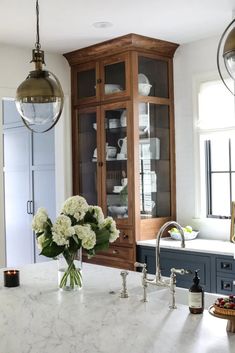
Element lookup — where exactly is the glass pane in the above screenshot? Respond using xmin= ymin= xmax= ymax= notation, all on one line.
xmin=138 ymin=56 xmax=169 ymax=98
xmin=104 ymin=62 xmax=125 ymax=94
xmin=105 ymin=108 xmax=128 ymax=219
xmin=139 ymin=103 xmax=170 ymax=218
xmin=232 ymin=173 xmax=235 ymax=202
xmin=231 ymin=137 xmax=235 ymax=171
xmin=210 ymin=138 xmax=229 ymax=172
xmin=77 ymin=111 xmax=97 ymax=205
xmin=211 ymin=173 xmax=230 ymax=216
xmin=77 ymin=69 xmax=96 ymax=99
xmin=198 ymin=80 xmax=235 ymax=129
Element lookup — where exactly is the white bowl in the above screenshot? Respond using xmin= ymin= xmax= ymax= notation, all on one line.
xmin=138 ymin=83 xmax=152 ymax=96
xmin=168 ymin=230 xmax=199 ymax=241
xmin=105 ymin=84 xmax=122 ymax=94
xmin=138 ymin=73 xmax=150 ymax=84
xmin=108 ymin=206 xmax=128 ymax=216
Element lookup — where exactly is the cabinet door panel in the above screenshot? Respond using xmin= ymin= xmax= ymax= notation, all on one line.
xmin=137 ymin=246 xmax=211 ymax=292
xmin=138 ymin=103 xmax=171 ymax=219
xmin=3 ymin=127 xmax=33 ymax=267
xmin=100 ymin=53 xmax=130 ymax=101
xmin=75 ymin=109 xmax=99 ymax=205
xmin=102 ymin=104 xmax=131 ymax=223
xmin=33 ymin=129 xmax=55 ymax=166
xmin=138 ymin=55 xmax=169 ymax=98
xmin=74 ymin=62 xmax=98 ymax=105
xmin=33 ymin=168 xmax=55 ymax=263
xmin=2 ymin=98 xmax=22 ymax=127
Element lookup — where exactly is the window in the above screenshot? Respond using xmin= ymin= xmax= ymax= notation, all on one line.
xmin=197 ymin=79 xmax=235 ymax=218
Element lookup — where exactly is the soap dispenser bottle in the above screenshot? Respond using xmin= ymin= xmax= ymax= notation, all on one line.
xmin=189 ymin=270 xmax=204 ymax=314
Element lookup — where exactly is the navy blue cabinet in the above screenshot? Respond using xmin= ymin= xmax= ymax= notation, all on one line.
xmin=137 ymin=245 xmax=235 ymax=294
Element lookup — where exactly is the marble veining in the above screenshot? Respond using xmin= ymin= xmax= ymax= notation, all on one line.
xmin=0 ymin=261 xmax=234 ymax=353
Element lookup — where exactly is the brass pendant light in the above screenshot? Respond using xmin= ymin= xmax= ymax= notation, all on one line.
xmin=15 ymin=0 xmax=64 ymax=133
xmin=217 ymin=18 xmax=235 ymax=95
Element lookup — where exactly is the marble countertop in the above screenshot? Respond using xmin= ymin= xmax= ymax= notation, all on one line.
xmin=137 ymin=238 xmax=235 ymax=256
xmin=0 ymin=261 xmax=234 ymax=353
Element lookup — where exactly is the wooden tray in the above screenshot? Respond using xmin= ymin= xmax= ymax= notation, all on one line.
xmin=208 ymin=305 xmax=235 ymax=333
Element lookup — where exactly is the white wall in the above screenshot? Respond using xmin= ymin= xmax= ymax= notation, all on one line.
xmin=0 ymin=44 xmax=72 ymax=266
xmin=174 ymin=36 xmax=231 ymax=240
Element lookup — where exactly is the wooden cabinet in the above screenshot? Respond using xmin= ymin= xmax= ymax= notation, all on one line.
xmin=64 ymin=34 xmax=179 ymax=269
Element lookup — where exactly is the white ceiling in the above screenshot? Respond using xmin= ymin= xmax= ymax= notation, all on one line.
xmin=0 ymin=0 xmax=235 ymax=54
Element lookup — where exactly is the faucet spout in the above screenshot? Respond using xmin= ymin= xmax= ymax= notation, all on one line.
xmin=156 ymin=221 xmax=185 ymax=281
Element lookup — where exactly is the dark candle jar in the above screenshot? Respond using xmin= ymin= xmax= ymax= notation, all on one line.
xmin=4 ymin=270 xmax=20 ymax=287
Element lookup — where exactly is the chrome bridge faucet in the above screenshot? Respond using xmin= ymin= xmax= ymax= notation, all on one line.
xmin=135 ymin=221 xmax=189 ymax=308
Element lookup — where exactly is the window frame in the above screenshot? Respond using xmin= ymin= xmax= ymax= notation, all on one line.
xmin=193 ymin=74 xmax=235 ymax=220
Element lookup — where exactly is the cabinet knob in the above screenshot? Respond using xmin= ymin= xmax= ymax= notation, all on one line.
xmin=122 ymin=233 xmax=129 ymax=239
xmin=97 ymin=78 xmax=102 ymax=84
xmin=112 ymin=250 xmax=118 ymax=254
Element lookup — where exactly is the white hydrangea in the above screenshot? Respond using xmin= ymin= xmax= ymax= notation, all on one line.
xmin=101 ymin=217 xmax=120 ymax=243
xmin=89 ymin=205 xmax=104 ymax=225
xmin=37 ymin=234 xmax=46 ymax=251
xmin=61 ymin=195 xmax=89 ymax=221
xmin=32 ymin=208 xmax=48 ymax=233
xmin=52 ymin=215 xmax=75 ymax=246
xmin=74 ymin=224 xmax=96 ymax=250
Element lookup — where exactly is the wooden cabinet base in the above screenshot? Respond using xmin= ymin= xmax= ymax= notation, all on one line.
xmin=83 ymin=245 xmax=135 ymax=270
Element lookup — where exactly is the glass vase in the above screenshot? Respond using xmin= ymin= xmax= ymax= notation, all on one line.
xmin=57 ymin=248 xmax=82 ymax=291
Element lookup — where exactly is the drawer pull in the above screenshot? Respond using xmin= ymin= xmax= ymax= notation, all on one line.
xmin=123 ymin=233 xmax=129 ymax=239
xmin=222 ymin=263 xmax=230 ymax=269
xmin=112 ymin=250 xmax=119 ymax=255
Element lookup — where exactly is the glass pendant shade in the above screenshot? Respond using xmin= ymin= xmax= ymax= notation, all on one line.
xmin=223 ymin=27 xmax=235 ymax=80
xmin=16 ymin=68 xmax=63 ymax=130
xmin=15 ymin=1 xmax=64 ymax=133
xmin=217 ymin=19 xmax=235 ymax=95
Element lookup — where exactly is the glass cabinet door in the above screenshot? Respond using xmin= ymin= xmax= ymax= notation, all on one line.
xmin=103 ymin=105 xmax=129 ymax=220
xmin=138 ymin=55 xmax=169 ymax=98
xmin=139 ymin=102 xmax=171 ymax=218
xmin=76 ymin=109 xmax=99 ymax=205
xmin=75 ymin=62 xmax=98 ymax=104
xmin=100 ymin=53 xmax=130 ymax=100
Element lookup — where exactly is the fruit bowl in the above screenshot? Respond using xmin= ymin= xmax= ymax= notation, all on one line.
xmin=168 ymin=226 xmax=199 ymax=241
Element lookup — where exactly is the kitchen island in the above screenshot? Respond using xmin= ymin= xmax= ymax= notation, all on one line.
xmin=0 ymin=262 xmax=234 ymax=353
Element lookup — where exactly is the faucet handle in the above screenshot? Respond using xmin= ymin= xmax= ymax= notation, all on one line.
xmin=134 ymin=262 xmax=147 ymax=269
xmin=120 ymin=270 xmax=129 ymax=298
xmin=171 ymin=268 xmax=192 ymax=275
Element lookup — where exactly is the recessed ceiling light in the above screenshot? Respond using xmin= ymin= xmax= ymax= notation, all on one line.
xmin=93 ymin=21 xmax=113 ymax=29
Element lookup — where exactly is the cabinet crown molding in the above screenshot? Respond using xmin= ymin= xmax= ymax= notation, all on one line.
xmin=63 ymin=33 xmax=179 ymax=66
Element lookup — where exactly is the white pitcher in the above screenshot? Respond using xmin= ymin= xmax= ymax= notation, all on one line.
xmin=118 ymin=137 xmax=127 ymax=155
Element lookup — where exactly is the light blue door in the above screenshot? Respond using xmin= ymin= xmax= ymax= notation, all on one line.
xmin=2 ymin=99 xmax=56 ymax=266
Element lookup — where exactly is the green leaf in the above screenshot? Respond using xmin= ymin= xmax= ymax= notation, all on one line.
xmin=40 ymin=242 xmax=64 ymax=258
xmin=94 ymin=241 xmax=109 ymax=252
xmin=95 ymin=229 xmax=110 ymax=244
xmin=68 ymin=237 xmax=80 ymax=253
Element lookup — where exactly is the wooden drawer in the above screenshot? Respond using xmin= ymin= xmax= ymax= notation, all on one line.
xmin=83 ymin=245 xmax=134 ymax=270
xmin=95 ymin=245 xmax=134 ymax=262
xmin=216 ymin=257 xmax=235 ymax=274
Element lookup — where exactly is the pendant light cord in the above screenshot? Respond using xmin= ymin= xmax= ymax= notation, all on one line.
xmin=35 ymin=0 xmax=41 ymax=50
